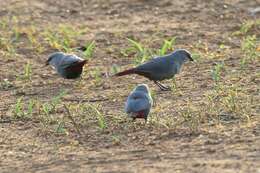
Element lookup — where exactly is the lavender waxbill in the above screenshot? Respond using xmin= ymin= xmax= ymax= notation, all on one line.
xmin=114 ymin=49 xmax=193 ymax=91
xmin=46 ymin=52 xmax=87 ymax=79
xmin=125 ymin=84 xmax=153 ymax=121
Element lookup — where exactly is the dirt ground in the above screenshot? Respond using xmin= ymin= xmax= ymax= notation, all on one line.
xmin=0 ymin=0 xmax=260 ymax=172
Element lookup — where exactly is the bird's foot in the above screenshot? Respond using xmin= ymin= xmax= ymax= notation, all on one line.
xmin=154 ymin=81 xmax=171 ymax=91
xmin=159 ymin=85 xmax=171 ymax=91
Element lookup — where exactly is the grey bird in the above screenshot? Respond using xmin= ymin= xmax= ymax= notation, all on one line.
xmin=46 ymin=52 xmax=87 ymax=79
xmin=125 ymin=84 xmax=153 ymax=121
xmin=114 ymin=49 xmax=193 ymax=91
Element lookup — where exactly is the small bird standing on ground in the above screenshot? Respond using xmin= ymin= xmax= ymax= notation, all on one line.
xmin=114 ymin=49 xmax=193 ymax=91
xmin=125 ymin=84 xmax=153 ymax=121
xmin=46 ymin=52 xmax=87 ymax=79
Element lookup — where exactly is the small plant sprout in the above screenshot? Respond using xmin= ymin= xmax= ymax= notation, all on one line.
xmin=55 ymin=119 xmax=68 ymax=134
xmin=0 ymin=36 xmax=16 ymax=55
xmin=27 ymin=99 xmax=36 ymax=117
xmin=43 ymin=25 xmax=82 ymax=52
xmin=95 ymin=106 xmax=106 ymax=130
xmin=0 ymin=18 xmax=7 ymax=29
xmin=82 ymin=103 xmax=106 ymax=130
xmin=110 ymin=64 xmax=120 ymax=75
xmin=211 ymin=62 xmax=225 ymax=87
xmin=12 ymin=97 xmax=24 ymax=118
xmin=42 ymin=103 xmax=51 ymax=116
xmin=41 ymin=90 xmax=67 ymax=119
xmin=126 ymin=38 xmax=150 ymax=65
xmin=179 ymin=103 xmax=200 ymax=133
xmin=50 ymin=90 xmax=68 ymax=110
xmin=127 ymin=38 xmax=145 ymax=54
xmin=191 ymin=52 xmax=201 ymax=61
xmin=239 ymin=21 xmax=255 ymax=34
xmin=40 ymin=102 xmax=56 ymax=127
xmin=223 ymin=89 xmax=237 ymax=113
xmin=158 ymin=37 xmax=176 ymax=56
xmin=11 ymin=26 xmax=20 ymax=42
xmin=90 ymin=67 xmax=102 ymax=86
xmin=82 ymin=41 xmax=95 ymax=59
xmin=232 ymin=19 xmax=260 ymax=36
xmin=64 ymin=104 xmax=81 ymax=135
xmin=23 ymin=61 xmax=32 ymax=81
xmin=150 ymin=90 xmax=156 ymax=106
xmin=149 ymin=111 xmax=174 ymax=129
xmin=12 ymin=97 xmax=36 ymax=118
xmin=26 ymin=26 xmax=44 ymax=53
xmin=221 ymin=86 xmax=250 ymax=121
xmin=0 ymin=78 xmax=13 ymax=90
xmin=171 ymin=77 xmax=177 ymax=91
xmin=111 ymin=135 xmax=121 ymax=145
xmin=240 ymin=35 xmax=259 ymax=67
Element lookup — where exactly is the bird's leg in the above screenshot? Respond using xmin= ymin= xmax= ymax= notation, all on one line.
xmin=154 ymin=81 xmax=171 ymax=91
xmin=144 ymin=117 xmax=148 ymax=124
xmin=154 ymin=81 xmax=166 ymax=90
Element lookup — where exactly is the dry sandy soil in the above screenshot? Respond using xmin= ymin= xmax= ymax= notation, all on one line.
xmin=0 ymin=0 xmax=260 ymax=172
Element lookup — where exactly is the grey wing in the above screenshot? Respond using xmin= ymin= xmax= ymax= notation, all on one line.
xmin=59 ymin=55 xmax=82 ymax=68
xmin=135 ymin=56 xmax=172 ymax=80
xmin=136 ymin=56 xmax=165 ymax=71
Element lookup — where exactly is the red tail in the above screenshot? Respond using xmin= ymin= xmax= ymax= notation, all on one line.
xmin=114 ymin=68 xmax=136 ymax=76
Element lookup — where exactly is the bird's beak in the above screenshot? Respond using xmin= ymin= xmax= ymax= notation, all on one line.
xmin=188 ymin=54 xmax=194 ymax=61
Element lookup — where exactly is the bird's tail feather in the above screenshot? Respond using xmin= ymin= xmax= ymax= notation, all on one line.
xmin=114 ymin=68 xmax=136 ymax=76
xmin=76 ymin=59 xmax=87 ymax=66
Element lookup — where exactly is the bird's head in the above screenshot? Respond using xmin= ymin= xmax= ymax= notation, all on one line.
xmin=135 ymin=84 xmax=150 ymax=93
xmin=46 ymin=52 xmax=65 ymax=66
xmin=172 ymin=49 xmax=193 ymax=62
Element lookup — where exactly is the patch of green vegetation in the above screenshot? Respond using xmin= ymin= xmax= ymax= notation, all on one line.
xmin=203 ymin=85 xmax=253 ymax=124
xmin=124 ymin=38 xmax=150 ymax=65
xmin=157 ymin=37 xmax=176 ymax=56
xmin=26 ymin=26 xmax=45 ymax=53
xmin=55 ymin=120 xmax=67 ymax=134
xmin=240 ymin=35 xmax=259 ymax=67
xmin=82 ymin=103 xmax=107 ymax=130
xmin=111 ymin=135 xmax=121 ymax=145
xmin=231 ymin=20 xmax=260 ymax=68
xmin=42 ymin=90 xmax=67 ymax=114
xmin=11 ymin=97 xmax=36 ymax=119
xmin=0 ymin=35 xmax=16 ymax=55
xmin=232 ymin=19 xmax=260 ymax=36
xmin=21 ymin=61 xmax=32 ymax=81
xmin=191 ymin=52 xmax=202 ymax=61
xmin=179 ymin=104 xmax=201 ymax=133
xmin=43 ymin=24 xmax=85 ymax=52
xmin=89 ymin=67 xmax=103 ymax=86
xmin=0 ymin=78 xmax=13 ymax=90
xmin=110 ymin=64 xmax=120 ymax=75
xmin=123 ymin=37 xmax=176 ymax=65
xmin=0 ymin=17 xmax=19 ymax=56
xmin=12 ymin=97 xmax=24 ymax=118
xmin=82 ymin=41 xmax=95 ymax=59
xmin=211 ymin=62 xmax=225 ymax=89
xmin=170 ymin=77 xmax=177 ymax=91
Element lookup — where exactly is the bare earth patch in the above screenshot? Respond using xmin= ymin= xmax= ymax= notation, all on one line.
xmin=0 ymin=0 xmax=259 ymax=172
